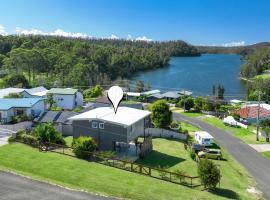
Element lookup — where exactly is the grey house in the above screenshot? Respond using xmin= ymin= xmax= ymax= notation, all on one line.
xmin=69 ymin=107 xmax=151 ymax=151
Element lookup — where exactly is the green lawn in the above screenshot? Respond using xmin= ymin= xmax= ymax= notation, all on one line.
xmin=203 ymin=117 xmax=268 ymax=144
xmin=137 ymin=138 xmax=257 ymax=200
xmin=0 ymin=142 xmax=258 ymax=200
xmin=261 ymin=151 xmax=270 ymax=159
xmin=180 ymin=122 xmax=201 ymax=134
xmin=171 ymin=107 xmax=204 ymax=118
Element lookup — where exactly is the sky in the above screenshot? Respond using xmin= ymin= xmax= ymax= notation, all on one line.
xmin=0 ymin=0 xmax=269 ymax=46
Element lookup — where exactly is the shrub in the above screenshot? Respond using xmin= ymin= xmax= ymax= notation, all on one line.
xmin=11 ymin=115 xmax=31 ymax=124
xmin=73 ymin=136 xmax=97 ymax=159
xmin=183 ymin=129 xmax=189 ymax=134
xmin=190 ymin=150 xmax=196 ymax=160
xmin=170 ymin=121 xmax=179 ymax=128
xmin=178 ymin=97 xmax=194 ymax=111
xmin=198 ymin=159 xmax=221 ymax=190
xmin=8 ymin=136 xmax=16 ymax=143
xmin=150 ymin=100 xmax=172 ymax=128
xmin=33 ymin=123 xmax=66 ymax=145
xmin=84 ymin=85 xmax=103 ymax=98
xmin=50 ymin=106 xmax=62 ymax=111
xmin=232 ymin=113 xmax=240 ymax=121
xmin=21 ymin=133 xmax=38 ymax=144
xmin=73 ymin=106 xmax=84 ymax=113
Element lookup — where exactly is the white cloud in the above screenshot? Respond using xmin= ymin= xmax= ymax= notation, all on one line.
xmin=127 ymin=34 xmax=133 ymax=41
xmin=135 ymin=36 xmax=153 ymax=42
xmin=109 ymin=34 xmax=119 ymax=40
xmin=222 ymin=41 xmax=246 ymax=47
xmin=0 ymin=25 xmax=8 ymax=36
xmin=15 ymin=27 xmax=91 ymax=38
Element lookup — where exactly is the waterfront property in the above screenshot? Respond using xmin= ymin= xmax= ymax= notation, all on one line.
xmin=47 ymin=88 xmax=83 ymax=110
xmin=0 ymin=98 xmax=46 ymax=123
xmin=69 ymin=107 xmax=151 ymax=151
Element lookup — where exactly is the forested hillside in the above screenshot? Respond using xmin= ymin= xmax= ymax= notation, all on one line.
xmin=0 ymin=35 xmax=200 ymax=88
xmin=197 ymin=42 xmax=270 ymax=56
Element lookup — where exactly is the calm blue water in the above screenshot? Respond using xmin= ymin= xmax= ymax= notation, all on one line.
xmin=131 ymin=54 xmax=247 ymax=99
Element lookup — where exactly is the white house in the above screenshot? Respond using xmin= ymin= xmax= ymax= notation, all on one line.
xmin=47 ymin=88 xmax=83 ymax=110
xmin=0 ymin=98 xmax=46 ymax=123
xmin=0 ymin=88 xmax=25 ymax=98
xmin=195 ymin=131 xmax=213 ymax=146
xmin=22 ymin=86 xmax=48 ymax=98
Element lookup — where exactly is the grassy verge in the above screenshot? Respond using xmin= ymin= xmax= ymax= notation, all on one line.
xmin=180 ymin=122 xmax=201 ymax=134
xmin=261 ymin=151 xmax=270 ymax=159
xmin=0 ymin=141 xmax=258 ymax=200
xmin=137 ymin=138 xmax=257 ymax=199
xmin=0 ymin=142 xmax=254 ymax=200
xmin=171 ymin=107 xmax=204 ymax=118
xmin=203 ymin=117 xmax=268 ymax=144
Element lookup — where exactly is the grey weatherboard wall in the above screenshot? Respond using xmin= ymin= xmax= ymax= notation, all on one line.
xmin=72 ymin=118 xmax=147 ymax=150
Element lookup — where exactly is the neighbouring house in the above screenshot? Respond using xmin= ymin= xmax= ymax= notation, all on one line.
xmin=125 ymin=90 xmax=161 ymax=101
xmin=162 ymin=91 xmax=181 ymax=101
xmin=195 ymin=131 xmax=213 ymax=146
xmin=0 ymin=88 xmax=25 ymax=98
xmin=179 ymin=90 xmax=192 ymax=96
xmin=22 ymin=86 xmax=48 ymax=98
xmin=34 ymin=110 xmax=76 ymax=136
xmin=146 ymin=93 xmax=165 ymax=103
xmin=47 ymin=88 xmax=83 ymax=110
xmin=0 ymin=98 xmax=46 ymax=123
xmin=237 ymin=103 xmax=270 ymax=124
xmin=141 ymin=89 xmax=161 ymax=96
xmin=68 ymin=107 xmax=151 ymax=150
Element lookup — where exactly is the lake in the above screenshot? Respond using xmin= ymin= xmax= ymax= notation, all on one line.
xmin=131 ymin=54 xmax=247 ymax=99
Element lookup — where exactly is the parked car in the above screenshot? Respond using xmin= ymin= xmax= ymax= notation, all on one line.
xmin=198 ymin=149 xmax=222 ymax=160
xmin=192 ymin=143 xmax=205 ymax=152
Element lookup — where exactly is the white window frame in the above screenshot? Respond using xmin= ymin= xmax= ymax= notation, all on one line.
xmin=92 ymin=121 xmax=98 ymax=129
xmin=99 ymin=122 xmax=104 ymax=129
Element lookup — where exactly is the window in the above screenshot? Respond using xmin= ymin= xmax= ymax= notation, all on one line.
xmin=99 ymin=123 xmax=104 ymax=129
xmin=92 ymin=121 xmax=98 ymax=128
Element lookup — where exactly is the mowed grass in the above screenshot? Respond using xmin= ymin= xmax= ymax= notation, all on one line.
xmin=0 ymin=142 xmax=256 ymax=200
xmin=261 ymin=151 xmax=270 ymax=159
xmin=137 ymin=138 xmax=257 ymax=200
xmin=180 ymin=122 xmax=201 ymax=134
xmin=203 ymin=117 xmax=267 ymax=144
xmin=171 ymin=107 xmax=204 ymax=118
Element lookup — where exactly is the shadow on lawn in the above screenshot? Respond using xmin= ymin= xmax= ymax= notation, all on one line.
xmin=137 ymin=150 xmax=185 ymax=168
xmin=210 ymin=188 xmax=239 ymax=199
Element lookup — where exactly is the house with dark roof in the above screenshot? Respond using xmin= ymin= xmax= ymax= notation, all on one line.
xmin=0 ymin=98 xmax=46 ymax=123
xmin=47 ymin=88 xmax=83 ymax=110
xmin=35 ymin=110 xmax=77 ymax=136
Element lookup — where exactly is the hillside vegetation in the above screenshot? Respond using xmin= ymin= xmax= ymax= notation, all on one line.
xmin=0 ymin=35 xmax=200 ymax=88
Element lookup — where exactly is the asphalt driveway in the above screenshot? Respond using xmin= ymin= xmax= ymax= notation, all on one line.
xmin=173 ymin=113 xmax=270 ymax=200
xmin=0 ymin=171 xmax=111 ymax=200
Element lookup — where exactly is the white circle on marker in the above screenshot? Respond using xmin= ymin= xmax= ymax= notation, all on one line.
xmin=107 ymin=86 xmax=124 ymax=113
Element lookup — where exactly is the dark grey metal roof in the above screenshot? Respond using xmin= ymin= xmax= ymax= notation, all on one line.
xmin=36 ymin=111 xmax=77 ymax=124
xmin=162 ymin=91 xmax=181 ymax=98
xmin=82 ymin=102 xmax=143 ymax=112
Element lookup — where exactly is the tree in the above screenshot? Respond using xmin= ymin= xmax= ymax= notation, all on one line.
xmin=178 ymin=97 xmax=194 ymax=111
xmin=198 ymin=159 xmax=221 ymax=190
xmin=73 ymin=136 xmax=97 ymax=159
xmin=33 ymin=123 xmax=65 ymax=145
xmin=217 ymin=85 xmax=225 ymax=99
xmin=4 ymin=92 xmax=23 ymax=98
xmin=47 ymin=93 xmax=55 ymax=109
xmin=135 ymin=80 xmax=145 ymax=93
xmin=83 ymin=85 xmax=103 ymax=98
xmin=194 ymin=97 xmax=205 ymax=111
xmin=4 ymin=74 xmax=29 ymax=88
xmin=150 ymin=100 xmax=172 ymax=128
xmin=260 ymin=119 xmax=270 ymax=142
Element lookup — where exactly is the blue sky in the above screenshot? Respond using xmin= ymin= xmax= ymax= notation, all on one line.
xmin=0 ymin=0 xmax=269 ymax=45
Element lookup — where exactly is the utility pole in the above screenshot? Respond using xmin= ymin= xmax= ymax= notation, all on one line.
xmin=256 ymin=91 xmax=262 ymax=141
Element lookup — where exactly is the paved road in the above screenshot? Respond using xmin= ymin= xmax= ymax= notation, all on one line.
xmin=173 ymin=113 xmax=270 ymax=200
xmin=0 ymin=171 xmax=111 ymax=200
